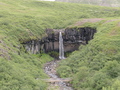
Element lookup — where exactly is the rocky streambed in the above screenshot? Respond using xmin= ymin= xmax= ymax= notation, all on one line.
xmin=44 ymin=60 xmax=73 ymax=90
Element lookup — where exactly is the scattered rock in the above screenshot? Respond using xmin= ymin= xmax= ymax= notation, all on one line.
xmin=44 ymin=60 xmax=73 ymax=90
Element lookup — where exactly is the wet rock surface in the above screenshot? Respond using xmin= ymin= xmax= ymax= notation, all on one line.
xmin=44 ymin=60 xmax=73 ymax=90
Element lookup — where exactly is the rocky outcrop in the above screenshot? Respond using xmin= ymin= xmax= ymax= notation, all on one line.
xmin=64 ymin=27 xmax=96 ymax=44
xmin=23 ymin=27 xmax=96 ymax=54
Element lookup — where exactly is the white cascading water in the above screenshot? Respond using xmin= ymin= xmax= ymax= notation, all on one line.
xmin=59 ymin=32 xmax=65 ymax=59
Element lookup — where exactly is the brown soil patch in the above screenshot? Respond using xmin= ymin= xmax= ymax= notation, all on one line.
xmin=104 ymin=19 xmax=120 ymax=24
xmin=104 ymin=20 xmax=117 ymax=23
xmin=118 ymin=22 xmax=120 ymax=26
xmin=109 ymin=30 xmax=118 ymax=36
xmin=74 ymin=18 xmax=104 ymax=26
xmin=0 ymin=2 xmax=8 ymax=6
xmin=73 ymin=18 xmax=120 ymax=27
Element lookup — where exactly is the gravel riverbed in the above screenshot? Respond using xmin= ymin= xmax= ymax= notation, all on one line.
xmin=44 ymin=60 xmax=73 ymax=90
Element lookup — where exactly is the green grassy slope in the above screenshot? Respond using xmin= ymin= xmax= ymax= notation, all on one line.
xmin=57 ymin=19 xmax=120 ymax=90
xmin=0 ymin=0 xmax=120 ymax=89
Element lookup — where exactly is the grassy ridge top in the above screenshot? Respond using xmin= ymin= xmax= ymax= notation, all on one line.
xmin=0 ymin=0 xmax=120 ymax=42
xmin=0 ymin=0 xmax=120 ymax=90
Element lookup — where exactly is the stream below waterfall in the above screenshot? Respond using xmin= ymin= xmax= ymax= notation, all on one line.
xmin=44 ymin=60 xmax=73 ymax=90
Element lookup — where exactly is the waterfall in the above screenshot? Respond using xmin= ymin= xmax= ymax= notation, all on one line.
xmin=59 ymin=32 xmax=65 ymax=59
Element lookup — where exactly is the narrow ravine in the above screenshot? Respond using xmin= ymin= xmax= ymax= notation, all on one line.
xmin=44 ymin=60 xmax=73 ymax=90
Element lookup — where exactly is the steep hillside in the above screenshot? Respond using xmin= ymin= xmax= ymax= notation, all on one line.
xmin=57 ymin=19 xmax=120 ymax=90
xmin=0 ymin=0 xmax=120 ymax=89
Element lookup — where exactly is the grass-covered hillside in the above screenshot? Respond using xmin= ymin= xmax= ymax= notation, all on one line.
xmin=57 ymin=20 xmax=120 ymax=90
xmin=0 ymin=0 xmax=120 ymax=89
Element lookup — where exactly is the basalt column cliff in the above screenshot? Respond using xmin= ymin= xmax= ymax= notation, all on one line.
xmin=23 ymin=27 xmax=96 ymax=54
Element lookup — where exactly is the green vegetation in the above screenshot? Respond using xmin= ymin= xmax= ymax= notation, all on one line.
xmin=0 ymin=0 xmax=120 ymax=89
xmin=48 ymin=51 xmax=59 ymax=58
xmin=0 ymin=53 xmax=53 ymax=90
xmin=57 ymin=21 xmax=120 ymax=90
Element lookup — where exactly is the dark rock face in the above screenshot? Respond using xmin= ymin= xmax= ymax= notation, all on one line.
xmin=64 ymin=27 xmax=96 ymax=44
xmin=23 ymin=27 xmax=96 ymax=54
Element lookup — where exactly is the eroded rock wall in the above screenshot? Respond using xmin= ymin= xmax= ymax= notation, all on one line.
xmin=64 ymin=27 xmax=96 ymax=44
xmin=23 ymin=27 xmax=96 ymax=54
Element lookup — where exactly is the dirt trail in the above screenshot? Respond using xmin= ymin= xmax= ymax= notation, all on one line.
xmin=44 ymin=60 xmax=73 ymax=90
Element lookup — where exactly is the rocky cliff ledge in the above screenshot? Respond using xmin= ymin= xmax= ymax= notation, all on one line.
xmin=22 ymin=27 xmax=96 ymax=54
